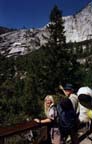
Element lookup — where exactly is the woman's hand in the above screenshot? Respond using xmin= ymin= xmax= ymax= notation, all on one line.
xmin=34 ymin=118 xmax=41 ymax=123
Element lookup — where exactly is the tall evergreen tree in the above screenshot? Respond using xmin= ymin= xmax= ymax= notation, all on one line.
xmin=49 ymin=5 xmax=66 ymax=45
xmin=45 ymin=5 xmax=70 ymax=88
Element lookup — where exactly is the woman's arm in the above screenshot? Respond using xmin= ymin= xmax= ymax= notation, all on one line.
xmin=41 ymin=118 xmax=52 ymax=123
xmin=34 ymin=118 xmax=52 ymax=124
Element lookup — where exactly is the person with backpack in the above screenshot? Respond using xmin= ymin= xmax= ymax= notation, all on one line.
xmin=57 ymin=97 xmax=79 ymax=144
xmin=34 ymin=95 xmax=61 ymax=144
xmin=58 ymin=83 xmax=79 ymax=144
xmin=63 ymin=83 xmax=80 ymax=116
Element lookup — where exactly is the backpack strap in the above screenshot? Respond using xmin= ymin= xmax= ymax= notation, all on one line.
xmin=57 ymin=102 xmax=63 ymax=116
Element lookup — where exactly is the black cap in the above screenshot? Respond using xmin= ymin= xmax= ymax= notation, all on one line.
xmin=64 ymin=83 xmax=74 ymax=91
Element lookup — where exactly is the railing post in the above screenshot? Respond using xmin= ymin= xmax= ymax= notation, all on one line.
xmin=0 ymin=137 xmax=4 ymax=144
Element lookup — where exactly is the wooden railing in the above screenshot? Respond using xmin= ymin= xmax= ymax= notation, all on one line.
xmin=0 ymin=120 xmax=48 ymax=144
xmin=0 ymin=120 xmax=92 ymax=144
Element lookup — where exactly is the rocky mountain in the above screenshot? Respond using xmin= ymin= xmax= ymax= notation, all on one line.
xmin=0 ymin=1 xmax=92 ymax=56
xmin=64 ymin=1 xmax=92 ymax=42
xmin=0 ymin=28 xmax=49 ymax=56
xmin=0 ymin=26 xmax=15 ymax=35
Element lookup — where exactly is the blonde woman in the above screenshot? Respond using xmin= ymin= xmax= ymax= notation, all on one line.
xmin=34 ymin=95 xmax=61 ymax=144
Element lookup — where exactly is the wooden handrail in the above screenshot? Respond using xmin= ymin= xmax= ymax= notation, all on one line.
xmin=0 ymin=120 xmax=92 ymax=144
xmin=0 ymin=120 xmax=48 ymax=144
xmin=0 ymin=120 xmax=39 ymax=137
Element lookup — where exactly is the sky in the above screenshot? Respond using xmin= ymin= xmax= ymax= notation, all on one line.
xmin=0 ymin=0 xmax=92 ymax=29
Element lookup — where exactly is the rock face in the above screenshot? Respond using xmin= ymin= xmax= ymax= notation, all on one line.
xmin=0 ymin=28 xmax=50 ymax=56
xmin=0 ymin=1 xmax=92 ymax=56
xmin=64 ymin=1 xmax=92 ymax=42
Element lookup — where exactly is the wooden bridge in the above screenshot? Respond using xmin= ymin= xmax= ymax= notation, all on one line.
xmin=0 ymin=120 xmax=92 ymax=144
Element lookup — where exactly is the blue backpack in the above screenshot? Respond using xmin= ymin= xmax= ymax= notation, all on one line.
xmin=56 ymin=98 xmax=77 ymax=136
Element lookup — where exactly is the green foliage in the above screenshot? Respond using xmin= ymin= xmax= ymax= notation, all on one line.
xmin=0 ymin=79 xmax=24 ymax=124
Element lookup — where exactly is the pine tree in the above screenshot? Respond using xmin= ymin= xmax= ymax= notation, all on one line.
xmin=48 ymin=5 xmax=66 ymax=46
xmin=44 ymin=5 xmax=70 ymax=88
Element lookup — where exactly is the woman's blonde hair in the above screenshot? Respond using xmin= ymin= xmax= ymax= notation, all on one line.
xmin=44 ymin=95 xmax=54 ymax=117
